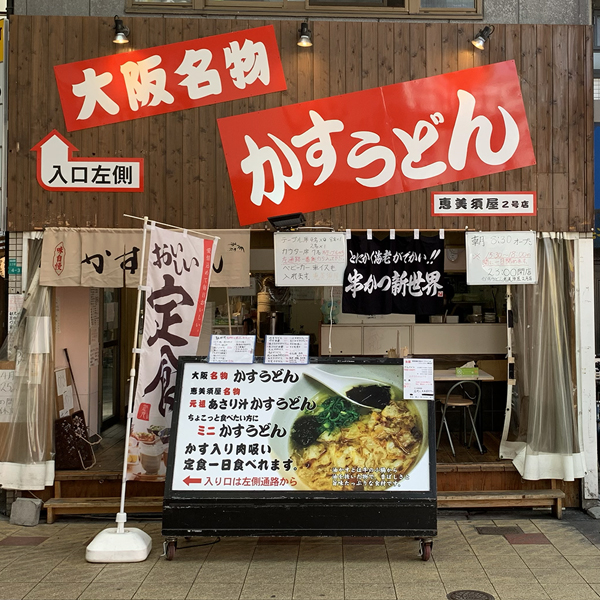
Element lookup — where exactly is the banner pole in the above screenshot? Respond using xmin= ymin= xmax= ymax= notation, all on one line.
xmin=85 ymin=216 xmax=152 ymax=563
xmin=226 ymin=287 xmax=232 ymax=336
xmin=117 ymin=215 xmax=150 ymax=527
xmin=123 ymin=213 xmax=219 ymax=240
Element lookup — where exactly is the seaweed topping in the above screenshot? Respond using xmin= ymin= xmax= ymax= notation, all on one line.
xmin=290 ymin=416 xmax=322 ymax=448
xmin=346 ymin=384 xmax=391 ymax=410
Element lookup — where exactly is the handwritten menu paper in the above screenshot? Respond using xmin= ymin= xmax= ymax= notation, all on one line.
xmin=403 ymin=358 xmax=434 ymax=400
xmin=89 ymin=343 xmax=100 ymax=368
xmin=465 ymin=231 xmax=537 ymax=285
xmin=89 ymin=287 xmax=100 ymax=328
xmin=264 ymin=335 xmax=309 ymax=365
xmin=7 ymin=294 xmax=24 ymax=360
xmin=274 ymin=232 xmax=347 ymax=287
xmin=208 ymin=335 xmax=256 ymax=364
xmin=55 ymin=368 xmax=68 ymax=396
xmin=0 ymin=370 xmax=15 ymax=423
xmin=62 ymin=385 xmax=74 ymax=412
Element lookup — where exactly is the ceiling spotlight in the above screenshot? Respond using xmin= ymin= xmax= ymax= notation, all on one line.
xmin=297 ymin=21 xmax=312 ymax=48
xmin=113 ymin=15 xmax=130 ymax=44
xmin=471 ymin=25 xmax=494 ymax=50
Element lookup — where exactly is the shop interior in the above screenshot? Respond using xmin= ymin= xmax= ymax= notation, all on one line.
xmin=96 ymin=229 xmax=509 ymax=469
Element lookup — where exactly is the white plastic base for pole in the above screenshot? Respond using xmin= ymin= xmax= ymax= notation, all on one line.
xmin=86 ymin=512 xmax=152 ymax=563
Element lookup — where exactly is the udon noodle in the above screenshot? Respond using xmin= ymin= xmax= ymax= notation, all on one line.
xmin=290 ymin=386 xmax=423 ymax=491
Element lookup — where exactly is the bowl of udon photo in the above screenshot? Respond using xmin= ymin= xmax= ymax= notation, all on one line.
xmin=270 ymin=364 xmax=429 ymax=492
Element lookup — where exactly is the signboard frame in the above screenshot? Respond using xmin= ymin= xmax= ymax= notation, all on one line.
xmin=162 ymin=356 xmax=437 ymax=537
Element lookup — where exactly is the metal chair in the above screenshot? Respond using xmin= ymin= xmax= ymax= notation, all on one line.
xmin=436 ymin=380 xmax=483 ymax=457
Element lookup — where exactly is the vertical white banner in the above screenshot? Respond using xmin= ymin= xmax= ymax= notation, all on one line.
xmin=128 ymin=228 xmax=216 ymax=481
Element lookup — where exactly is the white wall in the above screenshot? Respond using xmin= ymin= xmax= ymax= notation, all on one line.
xmin=54 ymin=287 xmax=99 ymax=435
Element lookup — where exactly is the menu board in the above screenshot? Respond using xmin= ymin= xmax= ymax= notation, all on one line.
xmin=264 ymin=335 xmax=309 ymax=365
xmin=274 ymin=232 xmax=346 ymax=287
xmin=466 ymin=231 xmax=537 ymax=285
xmin=208 ymin=335 xmax=255 ymax=364
xmin=169 ymin=361 xmax=430 ymax=493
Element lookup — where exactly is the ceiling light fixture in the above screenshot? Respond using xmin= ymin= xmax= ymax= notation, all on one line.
xmin=471 ymin=25 xmax=494 ymax=50
xmin=113 ymin=15 xmax=130 ymax=45
xmin=297 ymin=21 xmax=312 ymax=48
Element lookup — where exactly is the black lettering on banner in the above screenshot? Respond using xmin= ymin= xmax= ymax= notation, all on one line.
xmin=342 ymin=234 xmax=444 ymax=315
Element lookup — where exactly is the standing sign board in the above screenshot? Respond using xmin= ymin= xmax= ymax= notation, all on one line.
xmin=163 ymin=357 xmax=436 ymax=536
xmin=465 ymin=231 xmax=537 ymax=285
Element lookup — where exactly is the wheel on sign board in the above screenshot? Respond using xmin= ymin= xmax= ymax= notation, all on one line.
xmin=166 ymin=540 xmax=177 ymax=561
xmin=419 ymin=538 xmax=433 ymax=562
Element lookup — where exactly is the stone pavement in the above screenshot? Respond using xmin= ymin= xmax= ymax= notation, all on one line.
xmin=1 ymin=509 xmax=600 ymax=600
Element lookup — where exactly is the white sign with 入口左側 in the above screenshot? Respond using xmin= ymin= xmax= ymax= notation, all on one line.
xmin=264 ymin=335 xmax=309 ymax=365
xmin=208 ymin=335 xmax=256 ymax=364
xmin=466 ymin=231 xmax=537 ymax=285
xmin=403 ymin=359 xmax=434 ymax=400
xmin=431 ymin=192 xmax=536 ymax=216
xmin=274 ymin=232 xmax=346 ymax=287
xmin=32 ymin=131 xmax=143 ymax=192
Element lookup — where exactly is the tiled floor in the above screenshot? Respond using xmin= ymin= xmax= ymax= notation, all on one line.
xmin=1 ymin=509 xmax=600 ymax=599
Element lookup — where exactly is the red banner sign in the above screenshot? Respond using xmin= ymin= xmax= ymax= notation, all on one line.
xmin=217 ymin=61 xmax=536 ymax=227
xmin=54 ymin=25 xmax=286 ymax=132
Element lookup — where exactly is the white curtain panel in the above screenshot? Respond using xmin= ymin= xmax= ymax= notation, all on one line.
xmin=500 ymin=233 xmax=586 ymax=481
xmin=0 ymin=239 xmax=56 ymax=490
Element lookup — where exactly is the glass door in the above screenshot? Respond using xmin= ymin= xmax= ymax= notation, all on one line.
xmin=100 ymin=288 xmax=121 ymax=430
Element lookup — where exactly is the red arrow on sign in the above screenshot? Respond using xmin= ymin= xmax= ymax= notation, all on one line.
xmin=31 ymin=129 xmax=144 ymax=192
xmin=183 ymin=476 xmax=202 ymax=486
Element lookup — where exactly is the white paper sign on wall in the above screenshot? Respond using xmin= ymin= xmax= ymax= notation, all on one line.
xmin=0 ymin=369 xmax=14 ymax=423
xmin=274 ymin=232 xmax=346 ymax=287
xmin=465 ymin=231 xmax=538 ymax=285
